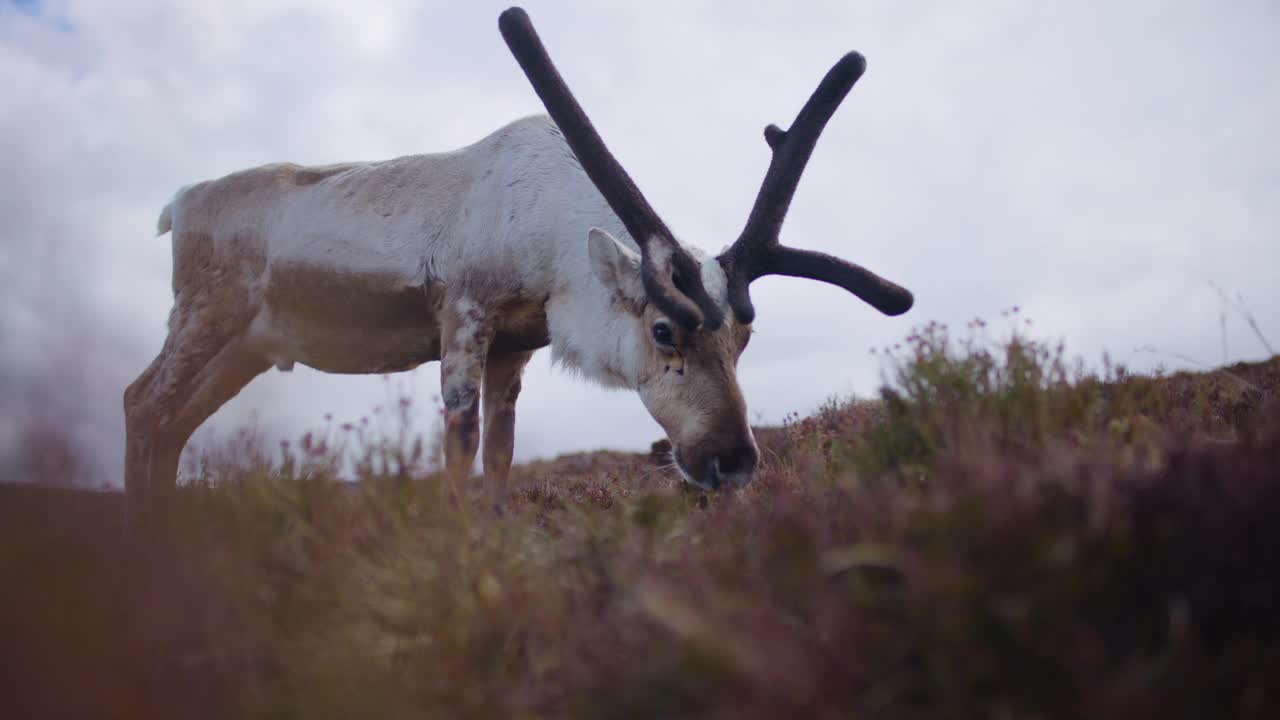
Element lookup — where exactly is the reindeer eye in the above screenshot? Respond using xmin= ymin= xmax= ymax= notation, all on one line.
xmin=652 ymin=321 xmax=674 ymax=348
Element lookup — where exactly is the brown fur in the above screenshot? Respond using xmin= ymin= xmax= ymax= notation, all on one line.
xmin=482 ymin=350 xmax=535 ymax=505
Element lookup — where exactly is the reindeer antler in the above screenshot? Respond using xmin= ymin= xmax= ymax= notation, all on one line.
xmin=717 ymin=52 xmax=914 ymax=324
xmin=499 ymin=7 xmax=724 ymax=330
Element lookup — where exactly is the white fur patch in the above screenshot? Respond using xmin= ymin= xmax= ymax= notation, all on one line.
xmin=687 ymin=245 xmax=731 ymax=317
xmin=452 ymin=299 xmax=484 ymax=350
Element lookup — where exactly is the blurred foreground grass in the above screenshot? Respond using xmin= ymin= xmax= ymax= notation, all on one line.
xmin=2 ymin=324 xmax=1278 ymax=719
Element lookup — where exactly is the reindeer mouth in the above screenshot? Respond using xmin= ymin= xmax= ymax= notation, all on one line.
xmin=671 ymin=448 xmax=713 ymax=491
xmin=671 ymin=450 xmax=750 ymax=492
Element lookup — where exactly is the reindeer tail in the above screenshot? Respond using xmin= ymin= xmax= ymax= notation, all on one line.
xmin=156 ymin=185 xmax=192 ymax=236
xmin=156 ymin=201 xmax=174 ymax=236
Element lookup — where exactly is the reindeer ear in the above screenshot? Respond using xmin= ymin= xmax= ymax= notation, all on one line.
xmin=587 ymin=227 xmax=646 ymax=315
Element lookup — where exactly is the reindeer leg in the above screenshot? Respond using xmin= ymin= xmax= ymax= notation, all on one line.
xmin=439 ymin=297 xmax=493 ymax=499
xmin=126 ymin=328 xmax=215 ymax=529
xmin=156 ymin=337 xmax=269 ymax=482
xmin=124 ymin=321 xmax=267 ymax=530
xmin=124 ymin=353 xmax=168 ymax=525
xmin=124 ymin=333 xmax=267 ymax=527
xmin=482 ymin=349 xmax=534 ymax=509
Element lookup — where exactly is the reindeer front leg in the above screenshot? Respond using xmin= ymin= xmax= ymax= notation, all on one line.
xmin=482 ymin=349 xmax=534 ymax=508
xmin=440 ymin=297 xmax=492 ymax=494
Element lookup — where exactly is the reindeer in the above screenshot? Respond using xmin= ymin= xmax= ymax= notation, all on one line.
xmin=123 ymin=7 xmax=913 ymax=524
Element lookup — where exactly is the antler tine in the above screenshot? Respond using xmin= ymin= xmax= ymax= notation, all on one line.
xmin=736 ymin=52 xmax=867 ymax=257
xmin=498 ymin=7 xmax=723 ymax=330
xmin=718 ymin=52 xmax=914 ymax=323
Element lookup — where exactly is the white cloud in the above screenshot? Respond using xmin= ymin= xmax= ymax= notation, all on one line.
xmin=2 ymin=0 xmax=1276 ymax=486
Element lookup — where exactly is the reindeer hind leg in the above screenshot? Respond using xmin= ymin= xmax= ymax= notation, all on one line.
xmin=123 ymin=298 xmax=268 ymax=529
xmin=125 ymin=336 xmax=269 ymax=528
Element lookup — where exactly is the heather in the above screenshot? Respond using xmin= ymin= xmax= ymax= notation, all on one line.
xmin=3 ymin=324 xmax=1278 ymax=719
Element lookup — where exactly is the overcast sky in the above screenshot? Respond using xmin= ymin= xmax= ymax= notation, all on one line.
xmin=2 ymin=0 xmax=1277 ymax=487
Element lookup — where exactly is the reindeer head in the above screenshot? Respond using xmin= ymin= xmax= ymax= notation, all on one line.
xmin=500 ymin=8 xmax=913 ymax=490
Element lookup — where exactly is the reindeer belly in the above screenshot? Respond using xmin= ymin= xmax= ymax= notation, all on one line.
xmin=247 ymin=262 xmax=443 ymax=374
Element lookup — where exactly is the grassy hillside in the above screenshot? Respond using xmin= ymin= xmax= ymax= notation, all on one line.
xmin=3 ymin=325 xmax=1278 ymax=719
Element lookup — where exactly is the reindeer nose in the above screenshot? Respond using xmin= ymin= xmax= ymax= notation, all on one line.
xmin=715 ymin=443 xmax=759 ymax=484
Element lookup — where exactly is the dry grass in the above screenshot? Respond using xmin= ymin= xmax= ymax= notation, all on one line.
xmin=2 ymin=324 xmax=1278 ymax=719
